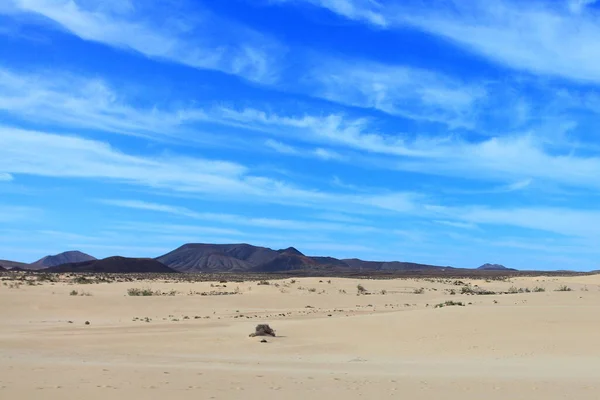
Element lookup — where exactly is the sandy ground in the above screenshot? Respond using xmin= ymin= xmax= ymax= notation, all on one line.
xmin=1 ymin=274 xmax=600 ymax=399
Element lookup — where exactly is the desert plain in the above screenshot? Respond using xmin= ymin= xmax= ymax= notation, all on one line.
xmin=1 ymin=273 xmax=600 ymax=399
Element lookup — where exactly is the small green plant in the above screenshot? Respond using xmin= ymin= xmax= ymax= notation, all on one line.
xmin=37 ymin=273 xmax=58 ymax=283
xmin=435 ymin=300 xmax=465 ymax=308
xmin=73 ymin=276 xmax=91 ymax=284
xmin=70 ymin=290 xmax=78 ymax=296
xmin=127 ymin=287 xmax=156 ymax=296
xmin=507 ymin=286 xmax=520 ymax=294
xmin=556 ymin=285 xmax=572 ymax=292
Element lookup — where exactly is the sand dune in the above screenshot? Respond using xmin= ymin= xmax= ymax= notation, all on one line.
xmin=1 ymin=274 xmax=600 ymax=399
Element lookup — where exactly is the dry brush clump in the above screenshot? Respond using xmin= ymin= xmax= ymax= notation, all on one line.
xmin=357 ymin=284 xmax=367 ymax=295
xmin=127 ymin=288 xmax=178 ymax=296
xmin=435 ymin=300 xmax=465 ymax=308
xmin=555 ymin=285 xmax=572 ymax=292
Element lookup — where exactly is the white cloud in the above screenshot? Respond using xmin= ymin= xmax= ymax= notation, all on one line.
xmin=568 ymin=0 xmax=598 ymax=14
xmin=0 ymin=205 xmax=40 ymax=222
xmin=0 ymin=67 xmax=208 ymax=139
xmin=100 ymin=199 xmax=380 ymax=233
xmin=264 ymin=139 xmax=299 ymax=155
xmin=0 ymin=173 xmax=13 ymax=182
xmin=299 ymin=0 xmax=600 ymax=83
xmin=448 ymin=206 xmax=600 ymax=238
xmin=0 ymin=125 xmax=424 ymax=214
xmin=282 ymin=0 xmax=387 ymax=27
xmin=210 ymin=108 xmax=600 ymax=191
xmin=501 ymin=179 xmax=533 ymax=192
xmin=306 ymin=60 xmax=486 ymax=129
xmin=4 ymin=0 xmax=282 ymax=83
xmin=434 ymin=220 xmax=478 ymax=230
xmin=313 ymin=147 xmax=343 ymax=160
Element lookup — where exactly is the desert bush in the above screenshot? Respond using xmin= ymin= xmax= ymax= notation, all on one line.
xmin=127 ymin=287 xmax=155 ymax=296
xmin=70 ymin=290 xmax=78 ymax=296
xmin=533 ymin=286 xmax=545 ymax=292
xmin=556 ymin=285 xmax=572 ymax=292
xmin=413 ymin=287 xmax=424 ymax=294
xmin=357 ymin=284 xmax=367 ymax=294
xmin=380 ymin=289 xmax=387 ymax=295
xmin=257 ymin=280 xmax=270 ymax=286
xmin=37 ymin=273 xmax=58 ymax=283
xmin=434 ymin=300 xmax=465 ymax=308
xmin=460 ymin=285 xmax=496 ymax=295
xmin=308 ymin=287 xmax=317 ymax=292
xmin=72 ymin=276 xmax=92 ymax=284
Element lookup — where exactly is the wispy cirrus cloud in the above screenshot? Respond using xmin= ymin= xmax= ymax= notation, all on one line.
xmin=304 ymin=59 xmax=487 ymax=129
xmin=209 ymin=107 xmax=600 ymax=191
xmin=0 ymin=125 xmax=423 ymax=214
xmin=3 ymin=0 xmax=283 ymax=83
xmin=0 ymin=173 xmax=13 ymax=182
xmin=274 ymin=0 xmax=387 ymax=27
xmin=99 ymin=199 xmax=380 ymax=233
xmin=0 ymin=67 xmax=205 ymax=139
xmin=290 ymin=0 xmax=600 ymax=83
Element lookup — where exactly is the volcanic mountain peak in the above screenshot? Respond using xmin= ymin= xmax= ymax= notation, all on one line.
xmin=32 ymin=250 xmax=96 ymax=268
xmin=277 ymin=247 xmax=304 ymax=256
xmin=477 ymin=263 xmax=515 ymax=271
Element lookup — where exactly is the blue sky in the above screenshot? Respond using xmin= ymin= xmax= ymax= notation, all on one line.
xmin=1 ymin=0 xmax=600 ymax=270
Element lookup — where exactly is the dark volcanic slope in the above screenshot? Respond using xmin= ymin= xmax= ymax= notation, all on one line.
xmin=310 ymin=256 xmax=350 ymax=267
xmin=157 ymin=243 xmax=285 ymax=272
xmin=31 ymin=251 xmax=96 ymax=268
xmin=478 ymin=263 xmax=516 ymax=271
xmin=343 ymin=258 xmax=451 ymax=271
xmin=42 ymin=257 xmax=176 ymax=273
xmin=0 ymin=265 xmax=6 ymax=271
xmin=0 ymin=259 xmax=30 ymax=270
xmin=157 ymin=243 xmax=452 ymax=273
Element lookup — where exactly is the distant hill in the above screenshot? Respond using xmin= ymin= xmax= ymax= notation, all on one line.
xmin=477 ymin=263 xmax=516 ymax=271
xmin=343 ymin=258 xmax=450 ymax=271
xmin=31 ymin=251 xmax=96 ymax=269
xmin=0 ymin=265 xmax=6 ymax=271
xmin=156 ymin=243 xmax=451 ymax=273
xmin=42 ymin=256 xmax=177 ymax=273
xmin=0 ymin=259 xmax=30 ymax=270
xmin=156 ymin=243 xmax=312 ymax=273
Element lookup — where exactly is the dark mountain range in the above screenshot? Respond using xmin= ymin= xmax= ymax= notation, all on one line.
xmin=0 ymin=265 xmax=6 ymax=271
xmin=156 ymin=243 xmax=315 ymax=273
xmin=342 ymin=258 xmax=450 ymax=271
xmin=156 ymin=243 xmax=453 ymax=273
xmin=477 ymin=263 xmax=516 ymax=271
xmin=42 ymin=256 xmax=176 ymax=273
xmin=2 ymin=243 xmax=525 ymax=274
xmin=0 ymin=259 xmax=30 ymax=270
xmin=32 ymin=251 xmax=96 ymax=268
